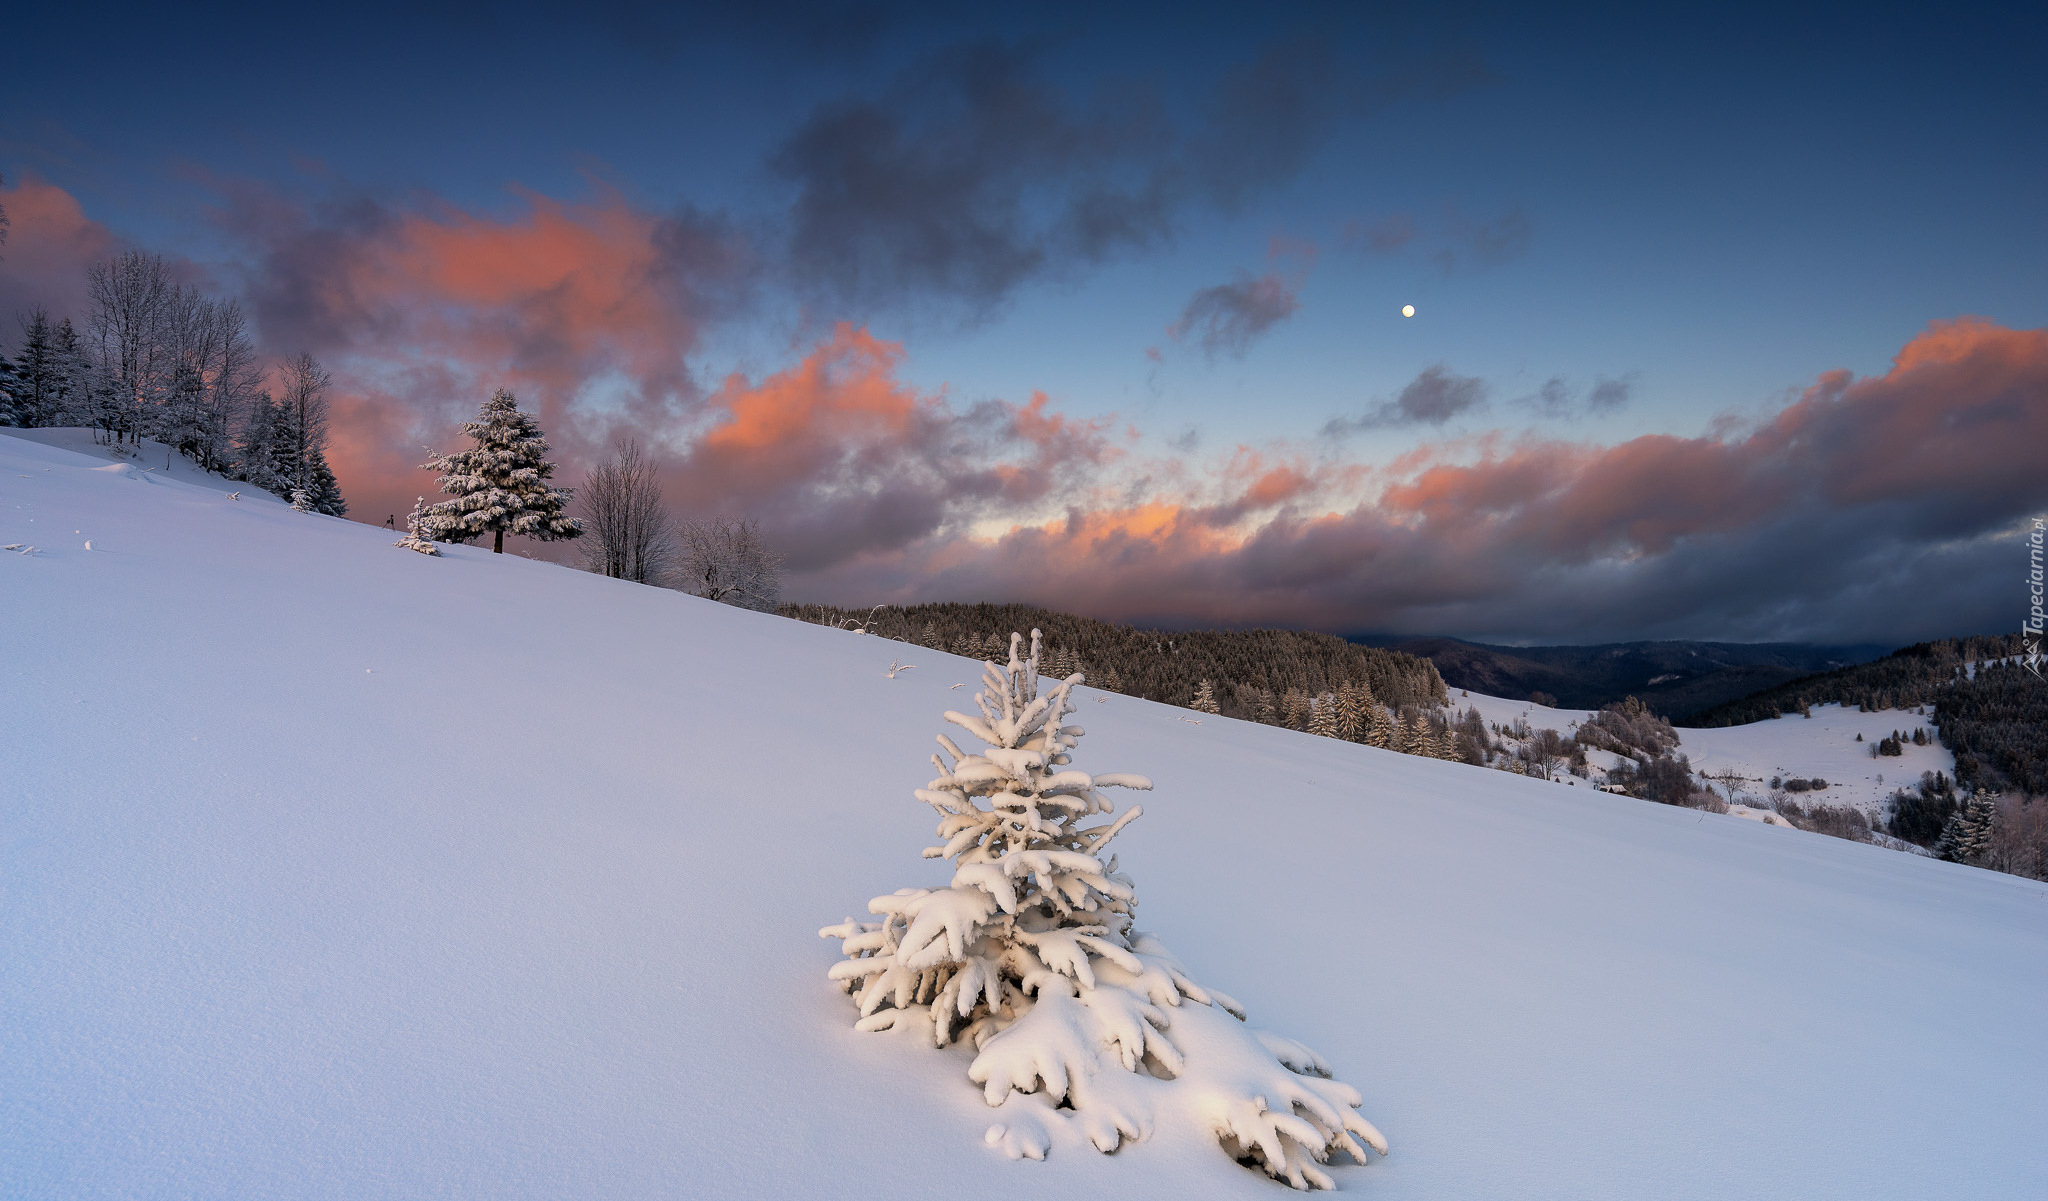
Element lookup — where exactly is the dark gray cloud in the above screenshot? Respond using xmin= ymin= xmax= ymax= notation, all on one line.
xmin=1522 ymin=371 xmax=1638 ymax=419
xmin=1167 ymin=270 xmax=1302 ymax=358
xmin=1324 ymin=364 xmax=1488 ymax=435
xmin=797 ymin=320 xmax=2048 ymax=646
xmin=772 ymin=36 xmax=1481 ymax=320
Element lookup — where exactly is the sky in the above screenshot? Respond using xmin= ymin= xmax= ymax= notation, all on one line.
xmin=2 ymin=0 xmax=2044 ymax=645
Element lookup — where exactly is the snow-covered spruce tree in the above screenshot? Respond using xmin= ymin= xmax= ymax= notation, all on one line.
xmin=821 ymin=631 xmax=1387 ymax=1189
xmin=420 ymin=389 xmax=581 ymax=553
xmin=394 ymin=497 xmax=441 ymax=555
xmin=303 ymin=450 xmax=347 ymax=517
xmin=1308 ymin=694 xmax=1341 ymax=740
xmin=1191 ymin=678 xmax=1221 ymax=714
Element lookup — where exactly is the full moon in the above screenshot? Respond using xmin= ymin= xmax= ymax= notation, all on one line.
xmin=1401 ymin=304 xmax=1415 ymax=318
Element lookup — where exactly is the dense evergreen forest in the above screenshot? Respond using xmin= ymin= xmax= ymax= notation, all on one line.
xmin=780 ymin=601 xmax=1449 ymax=716
xmin=1681 ymin=634 xmax=2024 ymax=725
xmin=1937 ymin=662 xmax=2048 ymax=795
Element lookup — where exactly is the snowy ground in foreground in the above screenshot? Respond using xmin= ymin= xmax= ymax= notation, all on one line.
xmin=5 ymin=428 xmax=2045 ymax=1200
xmin=1450 ymin=688 xmax=1951 ymax=816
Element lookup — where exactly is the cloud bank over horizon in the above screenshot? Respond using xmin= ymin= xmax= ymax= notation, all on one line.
xmin=5 ymin=158 xmax=2044 ymax=647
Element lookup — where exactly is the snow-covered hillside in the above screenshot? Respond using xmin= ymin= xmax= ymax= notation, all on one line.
xmin=5 ymin=428 xmax=2045 ymax=1200
xmin=1451 ymin=689 xmax=1952 ymax=816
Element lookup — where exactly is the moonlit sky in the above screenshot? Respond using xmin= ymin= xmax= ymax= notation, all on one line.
xmin=4 ymin=1 xmax=2045 ymax=644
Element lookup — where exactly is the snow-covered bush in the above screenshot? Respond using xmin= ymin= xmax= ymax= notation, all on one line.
xmin=821 ymin=630 xmax=1387 ymax=1190
xmin=394 ymin=497 xmax=441 ymax=555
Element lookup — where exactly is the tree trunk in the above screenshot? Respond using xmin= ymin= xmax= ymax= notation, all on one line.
xmin=493 ymin=528 xmax=504 ymax=554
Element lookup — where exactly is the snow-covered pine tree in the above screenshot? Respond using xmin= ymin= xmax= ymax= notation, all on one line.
xmin=822 ymin=632 xmax=1386 ymax=1188
xmin=8 ymin=309 xmax=65 ymax=427
xmin=1402 ymin=712 xmax=1431 ymax=757
xmin=1364 ymin=703 xmax=1397 ymax=750
xmin=394 ymin=496 xmax=441 ymax=555
xmin=1307 ymin=694 xmax=1341 ymax=739
xmin=1953 ymin=792 xmax=1997 ymax=862
xmin=1191 ymin=679 xmax=1221 ymax=714
xmin=1334 ymin=682 xmax=1364 ymax=742
xmin=420 ymin=389 xmax=581 ymax=553
xmin=290 ymin=487 xmax=313 ymax=512
xmin=303 ymin=450 xmax=347 ymax=517
xmin=235 ymin=393 xmax=285 ymax=493
xmin=0 ymin=347 xmax=19 ymax=426
xmin=1282 ymin=687 xmax=1311 ymax=731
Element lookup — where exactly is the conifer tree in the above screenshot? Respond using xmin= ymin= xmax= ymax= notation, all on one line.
xmin=1333 ymin=682 xmax=1364 ymax=742
xmin=0 ymin=348 xmax=18 ymax=426
xmin=821 ymin=631 xmax=1386 ymax=1187
xmin=394 ymin=496 xmax=441 ymax=555
xmin=1364 ymin=704 xmax=1397 ymax=749
xmin=8 ymin=310 xmax=66 ymax=426
xmin=1307 ymin=694 xmax=1341 ymax=739
xmin=420 ymin=389 xmax=582 ymax=553
xmin=303 ymin=450 xmax=347 ymax=517
xmin=1282 ymin=688 xmax=1311 ymax=731
xmin=1949 ymin=792 xmax=1998 ymax=862
xmin=1191 ymin=679 xmax=1221 ymax=714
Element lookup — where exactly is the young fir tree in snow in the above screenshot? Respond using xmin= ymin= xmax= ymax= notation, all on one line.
xmin=821 ymin=631 xmax=1387 ymax=1189
xmin=394 ymin=497 xmax=441 ymax=555
xmin=1191 ymin=679 xmax=1221 ymax=714
xmin=1363 ymin=703 xmax=1397 ymax=750
xmin=420 ymin=389 xmax=582 ymax=553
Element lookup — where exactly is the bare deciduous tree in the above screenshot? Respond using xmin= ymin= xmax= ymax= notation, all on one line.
xmin=674 ymin=515 xmax=782 ymax=611
xmin=85 ymin=250 xmax=180 ymax=442
xmin=579 ymin=437 xmax=674 ymax=583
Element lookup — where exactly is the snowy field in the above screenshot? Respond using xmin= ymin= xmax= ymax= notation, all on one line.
xmin=5 ymin=428 xmax=2046 ymax=1200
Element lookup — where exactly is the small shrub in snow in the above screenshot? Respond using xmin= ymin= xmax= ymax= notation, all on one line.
xmin=821 ymin=631 xmax=1387 ymax=1190
xmin=393 ymin=497 xmax=440 ymax=555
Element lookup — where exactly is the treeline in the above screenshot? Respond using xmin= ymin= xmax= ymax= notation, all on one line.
xmin=781 ymin=601 xmax=1449 ymax=715
xmin=0 ymin=249 xmax=346 ymax=514
xmin=1937 ymin=660 xmax=2048 ymax=795
xmin=1681 ymin=635 xmax=2025 ymax=727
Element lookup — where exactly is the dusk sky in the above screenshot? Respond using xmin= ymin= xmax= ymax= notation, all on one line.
xmin=4 ymin=1 xmax=2044 ymax=644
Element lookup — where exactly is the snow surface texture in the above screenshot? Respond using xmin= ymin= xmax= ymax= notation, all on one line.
xmin=822 ymin=632 xmax=1385 ymax=1188
xmin=4 ymin=427 xmax=2046 ymax=1200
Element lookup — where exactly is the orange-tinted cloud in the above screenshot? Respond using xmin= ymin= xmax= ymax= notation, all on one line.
xmin=663 ymin=324 xmax=1121 ymax=569
xmin=0 ymin=175 xmax=119 ymax=323
xmin=797 ymin=318 xmax=2048 ymax=643
xmin=11 ymin=174 xmax=2040 ymax=643
xmin=222 ymin=180 xmax=752 ymax=527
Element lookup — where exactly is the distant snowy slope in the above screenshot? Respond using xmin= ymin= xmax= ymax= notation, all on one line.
xmin=4 ymin=428 xmax=2045 ymax=1200
xmin=1450 ymin=689 xmax=1952 ymax=815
